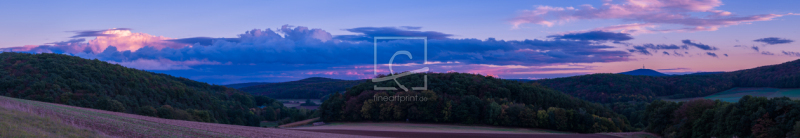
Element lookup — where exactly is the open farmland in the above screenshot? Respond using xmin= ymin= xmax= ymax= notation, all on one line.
xmin=662 ymin=87 xmax=800 ymax=102
xmin=0 ymin=96 xmax=373 ymax=138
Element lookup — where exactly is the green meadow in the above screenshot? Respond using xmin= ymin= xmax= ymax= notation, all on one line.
xmin=664 ymin=87 xmax=800 ymax=102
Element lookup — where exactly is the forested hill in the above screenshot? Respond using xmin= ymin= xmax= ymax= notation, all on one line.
xmin=534 ymin=58 xmax=800 ymax=103
xmin=0 ymin=52 xmax=314 ymax=126
xmin=321 ymin=73 xmax=633 ymax=133
xmin=618 ymin=69 xmax=669 ymax=76
xmin=239 ymin=77 xmax=366 ymax=99
xmin=728 ymin=58 xmax=800 ymax=88
xmin=224 ymin=82 xmax=271 ymax=89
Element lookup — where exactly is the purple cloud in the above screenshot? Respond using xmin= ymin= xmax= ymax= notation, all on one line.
xmin=547 ymin=31 xmax=633 ymax=41
xmin=167 ymin=37 xmax=241 ymax=45
xmin=761 ymin=51 xmax=775 ymax=55
xmin=334 ymin=26 xmax=452 ymax=41
xmin=706 ymin=52 xmax=718 ymax=57
xmin=628 ymin=46 xmax=651 ymax=55
xmin=511 ymin=0 xmax=793 ymax=34
xmin=47 ymin=38 xmax=86 ymax=45
xmin=682 ymin=40 xmax=718 ymax=50
xmin=783 ymin=51 xmax=800 ymax=57
xmin=754 ymin=37 xmax=794 ymax=45
xmin=70 ymin=28 xmax=132 ymax=38
xmin=627 ymin=42 xmax=713 ymax=56
xmin=658 ymin=68 xmax=690 ymax=71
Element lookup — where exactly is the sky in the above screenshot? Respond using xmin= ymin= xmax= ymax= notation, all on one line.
xmin=1 ymin=0 xmax=798 ymax=84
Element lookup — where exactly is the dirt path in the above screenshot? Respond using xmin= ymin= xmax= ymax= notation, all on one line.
xmin=296 ymin=129 xmax=620 ymax=138
xmin=290 ymin=122 xmax=565 ymax=134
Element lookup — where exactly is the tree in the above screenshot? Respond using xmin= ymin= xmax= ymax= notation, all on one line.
xmin=300 ymin=99 xmax=317 ymax=106
xmin=157 ymin=105 xmax=175 ymax=119
xmin=138 ymin=106 xmax=157 ymax=116
xmin=485 ymin=101 xmax=501 ymax=125
xmin=751 ymin=113 xmax=777 ymax=138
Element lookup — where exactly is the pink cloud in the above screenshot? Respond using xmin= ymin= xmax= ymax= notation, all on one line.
xmin=511 ymin=0 xmax=793 ymax=34
xmin=3 ymin=28 xmax=188 ymax=54
xmin=84 ymin=29 xmax=188 ymax=52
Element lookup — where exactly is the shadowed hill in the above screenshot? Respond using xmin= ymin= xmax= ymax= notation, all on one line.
xmin=618 ymin=69 xmax=669 ymax=76
xmin=225 ymin=82 xmax=272 ymax=89
xmin=239 ymin=77 xmax=366 ymax=99
xmin=0 ymin=52 xmax=314 ymax=126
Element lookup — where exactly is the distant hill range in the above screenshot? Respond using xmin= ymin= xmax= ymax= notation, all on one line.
xmin=535 ymin=59 xmax=800 ymax=103
xmin=618 ymin=69 xmax=669 ymax=76
xmin=685 ymin=71 xmax=726 ymax=75
xmin=237 ymin=77 xmax=366 ymax=99
xmin=225 ymin=82 xmax=272 ymax=89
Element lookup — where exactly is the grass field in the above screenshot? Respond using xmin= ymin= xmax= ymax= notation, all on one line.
xmin=663 ymin=87 xmax=800 ymax=102
xmin=277 ymin=99 xmax=321 ymax=108
xmin=0 ymin=96 xmax=371 ymax=138
xmin=0 ymin=107 xmax=104 ymax=138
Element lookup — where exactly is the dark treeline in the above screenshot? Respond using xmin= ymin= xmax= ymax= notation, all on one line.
xmin=0 ymin=53 xmax=314 ymax=126
xmin=239 ymin=77 xmax=365 ymax=99
xmin=321 ymin=73 xmax=633 ymax=133
xmin=645 ymin=96 xmax=800 ymax=138
xmin=535 ymin=59 xmax=800 ymax=103
xmin=535 ymin=73 xmax=734 ymax=103
xmin=605 ymin=101 xmax=649 ymax=131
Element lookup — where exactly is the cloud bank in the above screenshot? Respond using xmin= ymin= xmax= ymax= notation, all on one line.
xmin=334 ymin=26 xmax=452 ymax=42
xmin=626 ymin=40 xmax=721 ymax=57
xmin=2 ymin=25 xmax=634 ymax=84
xmin=511 ymin=0 xmax=793 ymax=34
xmin=547 ymin=31 xmax=633 ymax=41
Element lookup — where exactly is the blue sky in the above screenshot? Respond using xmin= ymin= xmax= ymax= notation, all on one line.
xmin=1 ymin=0 xmax=799 ymax=84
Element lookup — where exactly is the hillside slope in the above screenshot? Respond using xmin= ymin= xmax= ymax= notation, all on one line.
xmin=224 ymin=82 xmax=272 ymax=89
xmin=240 ymin=77 xmax=366 ymax=99
xmin=535 ymin=58 xmax=800 ymax=103
xmin=0 ymin=52 xmax=312 ymax=126
xmin=0 ymin=95 xmax=365 ymax=138
xmin=321 ymin=73 xmax=632 ymax=133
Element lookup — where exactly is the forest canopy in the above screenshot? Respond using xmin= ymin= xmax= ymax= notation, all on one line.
xmin=0 ymin=52 xmax=314 ymax=126
xmin=321 ymin=72 xmax=633 ymax=133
